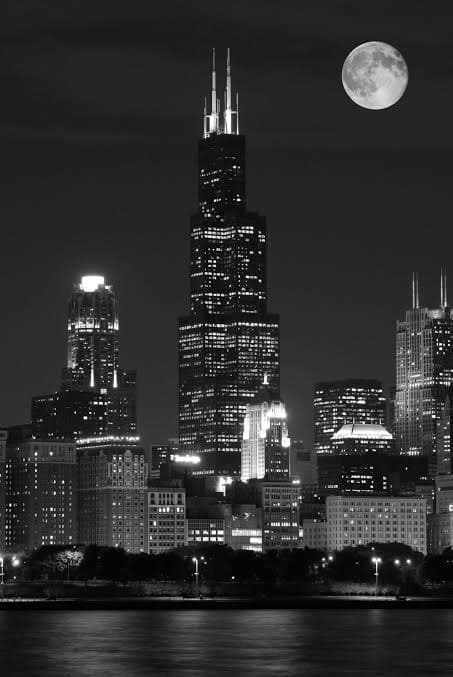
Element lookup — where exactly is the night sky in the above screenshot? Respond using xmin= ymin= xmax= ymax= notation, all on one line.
xmin=1 ymin=1 xmax=452 ymax=447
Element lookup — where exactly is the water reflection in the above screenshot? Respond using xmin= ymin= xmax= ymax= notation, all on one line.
xmin=0 ymin=609 xmax=452 ymax=676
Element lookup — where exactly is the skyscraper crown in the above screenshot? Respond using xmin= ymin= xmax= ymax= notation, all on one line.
xmin=203 ymin=48 xmax=239 ymax=138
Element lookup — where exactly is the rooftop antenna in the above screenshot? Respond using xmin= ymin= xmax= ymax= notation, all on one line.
xmin=441 ymin=267 xmax=448 ymax=307
xmin=412 ymin=272 xmax=420 ymax=309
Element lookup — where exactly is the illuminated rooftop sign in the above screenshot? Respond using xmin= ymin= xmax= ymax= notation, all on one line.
xmin=170 ymin=454 xmax=201 ymax=464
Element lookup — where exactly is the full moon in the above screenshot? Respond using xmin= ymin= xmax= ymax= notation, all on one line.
xmin=342 ymin=41 xmax=408 ymax=110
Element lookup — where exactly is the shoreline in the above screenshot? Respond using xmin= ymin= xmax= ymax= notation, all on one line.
xmin=1 ymin=595 xmax=453 ymax=610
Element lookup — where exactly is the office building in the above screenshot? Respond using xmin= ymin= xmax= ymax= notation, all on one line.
xmin=290 ymin=440 xmax=318 ymax=499
xmin=5 ymin=435 xmax=76 ymax=551
xmin=147 ymin=486 xmax=187 ymax=553
xmin=76 ymin=436 xmax=148 ymax=552
xmin=302 ymin=519 xmax=327 ymax=551
xmin=394 ymin=272 xmax=453 ymax=475
xmin=241 ymin=386 xmax=290 ymax=483
xmin=260 ymin=482 xmax=300 ymax=551
xmin=326 ymin=495 xmax=427 ymax=554
xmin=428 ymin=512 xmax=453 ymax=554
xmin=187 ymin=518 xmax=225 ymax=546
xmin=0 ymin=431 xmax=6 ymax=551
xmin=330 ymin=423 xmax=395 ymax=455
xmin=227 ymin=504 xmax=262 ymax=552
xmin=178 ymin=50 xmax=280 ymax=477
xmin=314 ymin=379 xmax=386 ymax=455
xmin=33 ymin=275 xmax=137 ymax=441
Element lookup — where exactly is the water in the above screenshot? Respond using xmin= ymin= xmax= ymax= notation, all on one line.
xmin=0 ymin=609 xmax=450 ymax=676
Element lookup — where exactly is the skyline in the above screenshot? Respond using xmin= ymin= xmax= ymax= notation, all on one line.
xmin=2 ymin=2 xmax=453 ymax=447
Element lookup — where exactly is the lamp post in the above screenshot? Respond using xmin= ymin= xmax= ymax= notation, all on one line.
xmin=192 ymin=556 xmax=205 ymax=598
xmin=0 ymin=556 xmax=3 ymax=588
xmin=372 ymin=557 xmax=382 ymax=597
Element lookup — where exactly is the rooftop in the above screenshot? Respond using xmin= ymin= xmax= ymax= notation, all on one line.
xmin=332 ymin=423 xmax=393 ymax=441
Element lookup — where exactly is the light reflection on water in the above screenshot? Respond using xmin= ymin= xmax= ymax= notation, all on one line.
xmin=0 ymin=609 xmax=452 ymax=676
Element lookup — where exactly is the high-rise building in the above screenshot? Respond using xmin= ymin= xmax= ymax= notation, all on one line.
xmin=241 ymin=386 xmax=290 ymax=483
xmin=4 ymin=434 xmax=76 ymax=551
xmin=32 ymin=275 xmax=137 ymax=441
xmin=314 ymin=379 xmax=386 ymax=455
xmin=394 ymin=272 xmax=453 ymax=475
xmin=178 ymin=50 xmax=280 ymax=478
xmin=76 ymin=436 xmax=148 ymax=553
xmin=317 ymin=423 xmax=427 ymax=497
xmin=290 ymin=440 xmax=318 ymax=498
xmin=0 ymin=431 xmax=7 ymax=551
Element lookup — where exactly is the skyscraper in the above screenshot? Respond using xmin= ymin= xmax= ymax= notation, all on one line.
xmin=394 ymin=272 xmax=453 ymax=475
xmin=32 ymin=275 xmax=137 ymax=440
xmin=241 ymin=386 xmax=290 ymax=483
xmin=313 ymin=379 xmax=386 ymax=455
xmin=178 ymin=50 xmax=280 ymax=477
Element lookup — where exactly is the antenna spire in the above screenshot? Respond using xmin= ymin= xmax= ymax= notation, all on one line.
xmin=412 ymin=272 xmax=420 ymax=309
xmin=441 ymin=267 xmax=448 ymax=307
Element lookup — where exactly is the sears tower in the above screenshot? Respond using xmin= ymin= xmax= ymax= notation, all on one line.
xmin=178 ymin=50 xmax=280 ymax=476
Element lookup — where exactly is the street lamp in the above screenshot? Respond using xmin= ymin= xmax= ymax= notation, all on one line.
xmin=372 ymin=557 xmax=382 ymax=597
xmin=0 ymin=557 xmax=3 ymax=587
xmin=192 ymin=556 xmax=205 ymax=598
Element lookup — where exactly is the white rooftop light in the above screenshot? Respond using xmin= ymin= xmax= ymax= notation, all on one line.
xmin=80 ymin=275 xmax=105 ymax=292
xmin=332 ymin=423 xmax=393 ymax=441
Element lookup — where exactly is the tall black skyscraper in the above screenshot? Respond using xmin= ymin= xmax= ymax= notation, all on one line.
xmin=33 ymin=275 xmax=137 ymax=440
xmin=394 ymin=272 xmax=453 ymax=475
xmin=178 ymin=50 xmax=280 ymax=477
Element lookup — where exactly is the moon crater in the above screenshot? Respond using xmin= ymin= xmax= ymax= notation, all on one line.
xmin=342 ymin=41 xmax=408 ymax=110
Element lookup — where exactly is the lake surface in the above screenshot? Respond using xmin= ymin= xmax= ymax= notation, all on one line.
xmin=0 ymin=609 xmax=450 ymax=676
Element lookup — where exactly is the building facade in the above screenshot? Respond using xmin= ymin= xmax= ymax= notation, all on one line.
xmin=76 ymin=436 xmax=148 ymax=552
xmin=326 ymin=495 xmax=427 ymax=554
xmin=0 ymin=431 xmax=7 ymax=551
xmin=147 ymin=486 xmax=187 ymax=554
xmin=302 ymin=518 xmax=327 ymax=551
xmin=314 ymin=379 xmax=386 ymax=455
xmin=5 ymin=437 xmax=76 ymax=551
xmin=187 ymin=518 xmax=225 ymax=546
xmin=260 ymin=482 xmax=300 ymax=551
xmin=394 ymin=273 xmax=453 ymax=475
xmin=241 ymin=387 xmax=290 ymax=483
xmin=178 ymin=50 xmax=280 ymax=477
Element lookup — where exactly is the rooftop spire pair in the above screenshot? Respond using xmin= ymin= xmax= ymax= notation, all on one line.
xmin=203 ymin=48 xmax=239 ymax=138
xmin=411 ymin=269 xmax=448 ymax=309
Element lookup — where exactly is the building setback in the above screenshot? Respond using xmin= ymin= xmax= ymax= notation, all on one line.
xmin=394 ymin=272 xmax=453 ymax=475
xmin=178 ymin=50 xmax=280 ymax=477
xmin=326 ymin=495 xmax=427 ymax=554
xmin=314 ymin=379 xmax=386 ymax=456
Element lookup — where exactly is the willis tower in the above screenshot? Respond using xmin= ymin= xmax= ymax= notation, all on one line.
xmin=178 ymin=50 xmax=280 ymax=477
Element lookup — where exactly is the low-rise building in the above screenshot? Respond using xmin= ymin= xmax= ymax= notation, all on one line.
xmin=187 ymin=518 xmax=225 ymax=546
xmin=260 ymin=482 xmax=299 ymax=551
xmin=326 ymin=495 xmax=427 ymax=554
